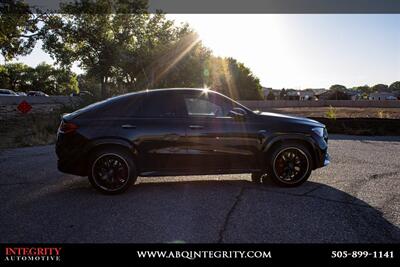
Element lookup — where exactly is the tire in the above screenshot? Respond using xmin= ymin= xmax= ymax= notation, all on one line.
xmin=267 ymin=143 xmax=312 ymax=187
xmin=88 ymin=147 xmax=137 ymax=194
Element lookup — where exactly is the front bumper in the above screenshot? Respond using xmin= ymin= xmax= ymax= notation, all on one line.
xmin=311 ymin=133 xmax=330 ymax=169
xmin=323 ymin=152 xmax=330 ymax=166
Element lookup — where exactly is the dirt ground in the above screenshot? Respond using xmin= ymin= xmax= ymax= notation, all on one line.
xmin=265 ymin=107 xmax=400 ymax=119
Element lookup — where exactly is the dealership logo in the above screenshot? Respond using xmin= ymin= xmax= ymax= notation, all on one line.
xmin=3 ymin=247 xmax=62 ymax=263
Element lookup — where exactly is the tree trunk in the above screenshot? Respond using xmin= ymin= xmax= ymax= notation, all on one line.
xmin=101 ymin=76 xmax=108 ymax=99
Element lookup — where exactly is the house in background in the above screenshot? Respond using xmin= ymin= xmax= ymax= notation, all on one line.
xmin=346 ymin=90 xmax=363 ymax=100
xmin=369 ymin=92 xmax=397 ymax=100
xmin=299 ymin=89 xmax=316 ymax=100
xmin=262 ymin=87 xmax=281 ymax=99
xmin=316 ymin=89 xmax=351 ymax=100
xmin=262 ymin=87 xmax=272 ymax=99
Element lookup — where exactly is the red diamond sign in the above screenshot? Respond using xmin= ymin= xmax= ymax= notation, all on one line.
xmin=17 ymin=100 xmax=32 ymax=114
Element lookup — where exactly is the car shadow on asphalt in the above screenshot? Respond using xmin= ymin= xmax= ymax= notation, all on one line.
xmin=3 ymin=177 xmax=399 ymax=243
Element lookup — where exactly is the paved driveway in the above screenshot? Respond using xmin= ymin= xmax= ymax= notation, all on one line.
xmin=0 ymin=135 xmax=399 ymax=243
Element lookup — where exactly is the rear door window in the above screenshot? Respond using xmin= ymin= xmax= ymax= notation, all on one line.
xmin=137 ymin=92 xmax=187 ymax=118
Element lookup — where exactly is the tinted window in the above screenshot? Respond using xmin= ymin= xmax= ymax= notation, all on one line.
xmin=0 ymin=90 xmax=12 ymax=94
xmin=68 ymin=93 xmax=144 ymax=119
xmin=184 ymin=93 xmax=233 ymax=117
xmin=100 ymin=95 xmax=144 ymax=117
xmin=137 ymin=92 xmax=186 ymax=118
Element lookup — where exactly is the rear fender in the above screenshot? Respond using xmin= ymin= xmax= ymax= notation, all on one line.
xmin=84 ymin=138 xmax=139 ymax=160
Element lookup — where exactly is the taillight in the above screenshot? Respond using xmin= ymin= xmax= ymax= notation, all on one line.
xmin=58 ymin=121 xmax=78 ymax=134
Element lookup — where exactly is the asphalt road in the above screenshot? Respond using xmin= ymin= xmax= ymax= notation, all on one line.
xmin=1 ymin=135 xmax=400 ymax=243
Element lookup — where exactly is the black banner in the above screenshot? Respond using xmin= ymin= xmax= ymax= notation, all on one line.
xmin=3 ymin=0 xmax=400 ymax=14
xmin=0 ymin=244 xmax=399 ymax=266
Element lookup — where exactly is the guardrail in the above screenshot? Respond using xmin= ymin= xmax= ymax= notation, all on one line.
xmin=240 ymin=100 xmax=400 ymax=109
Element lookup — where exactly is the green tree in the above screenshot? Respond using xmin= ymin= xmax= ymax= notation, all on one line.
xmin=280 ymin=88 xmax=287 ymax=100
xmin=389 ymin=81 xmax=400 ymax=91
xmin=31 ymin=62 xmax=79 ymax=95
xmin=0 ymin=62 xmax=79 ymax=94
xmin=328 ymin=84 xmax=349 ymax=100
xmin=0 ymin=63 xmax=32 ymax=91
xmin=353 ymin=85 xmax=372 ymax=94
xmin=42 ymin=0 xmax=148 ymax=98
xmin=0 ymin=65 xmax=8 ymax=88
xmin=147 ymin=32 xmax=211 ymax=90
xmin=266 ymin=91 xmax=275 ymax=100
xmin=371 ymin=83 xmax=389 ymax=92
xmin=329 ymin=84 xmax=347 ymax=92
xmin=0 ymin=0 xmax=44 ymax=61
xmin=207 ymin=57 xmax=262 ymax=100
xmin=77 ymin=73 xmax=101 ymax=96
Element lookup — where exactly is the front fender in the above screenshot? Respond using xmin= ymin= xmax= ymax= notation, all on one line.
xmin=260 ymin=133 xmax=322 ymax=169
xmin=262 ymin=133 xmax=317 ymax=153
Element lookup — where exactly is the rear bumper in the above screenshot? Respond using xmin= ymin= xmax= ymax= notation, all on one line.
xmin=57 ymin=158 xmax=87 ymax=176
xmin=56 ymin=133 xmax=89 ymax=176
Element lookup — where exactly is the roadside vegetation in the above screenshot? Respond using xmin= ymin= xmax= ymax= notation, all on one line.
xmin=325 ymin=106 xmax=337 ymax=120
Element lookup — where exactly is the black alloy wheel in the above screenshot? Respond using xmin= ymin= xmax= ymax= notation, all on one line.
xmin=89 ymin=148 xmax=137 ymax=194
xmin=268 ymin=144 xmax=312 ymax=187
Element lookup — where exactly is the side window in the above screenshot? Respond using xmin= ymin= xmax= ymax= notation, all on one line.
xmin=184 ymin=94 xmax=233 ymax=117
xmin=137 ymin=93 xmax=186 ymax=118
xmin=83 ymin=94 xmax=144 ymax=118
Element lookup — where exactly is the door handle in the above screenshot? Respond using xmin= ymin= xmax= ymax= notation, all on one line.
xmin=189 ymin=125 xmax=204 ymax=129
xmin=121 ymin=124 xmax=136 ymax=129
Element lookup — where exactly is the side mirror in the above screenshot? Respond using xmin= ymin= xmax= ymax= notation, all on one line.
xmin=229 ymin=107 xmax=247 ymax=121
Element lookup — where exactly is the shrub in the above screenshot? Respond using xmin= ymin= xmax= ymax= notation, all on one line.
xmin=326 ymin=106 xmax=337 ymax=120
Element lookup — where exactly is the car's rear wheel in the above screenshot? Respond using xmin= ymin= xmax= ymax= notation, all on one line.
xmin=267 ymin=143 xmax=312 ymax=187
xmin=88 ymin=147 xmax=137 ymax=194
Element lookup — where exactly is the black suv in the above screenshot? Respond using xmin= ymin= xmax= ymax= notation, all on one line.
xmin=56 ymin=88 xmax=329 ymax=194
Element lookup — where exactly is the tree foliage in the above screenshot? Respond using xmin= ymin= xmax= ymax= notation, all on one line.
xmin=327 ymin=84 xmax=350 ymax=100
xmin=206 ymin=57 xmax=262 ymax=100
xmin=352 ymin=85 xmax=372 ymax=94
xmin=0 ymin=0 xmax=44 ymax=61
xmin=371 ymin=83 xmax=389 ymax=92
xmin=389 ymin=81 xmax=400 ymax=91
xmin=2 ymin=0 xmax=263 ymax=100
xmin=266 ymin=91 xmax=275 ymax=100
xmin=329 ymin=84 xmax=347 ymax=92
xmin=0 ymin=63 xmax=78 ymax=94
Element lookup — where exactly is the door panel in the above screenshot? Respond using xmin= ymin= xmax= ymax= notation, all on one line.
xmin=124 ymin=92 xmax=189 ymax=173
xmin=185 ymin=116 xmax=260 ymax=172
xmin=134 ymin=118 xmax=188 ymax=172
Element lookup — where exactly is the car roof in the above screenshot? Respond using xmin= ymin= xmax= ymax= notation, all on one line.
xmin=145 ymin=88 xmax=205 ymax=93
xmin=119 ymin=88 xmax=218 ymax=98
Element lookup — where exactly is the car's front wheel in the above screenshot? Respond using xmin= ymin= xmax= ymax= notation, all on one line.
xmin=267 ymin=143 xmax=312 ymax=187
xmin=88 ymin=147 xmax=137 ymax=194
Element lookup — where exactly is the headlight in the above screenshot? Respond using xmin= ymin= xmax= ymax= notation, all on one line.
xmin=312 ymin=127 xmax=324 ymax=137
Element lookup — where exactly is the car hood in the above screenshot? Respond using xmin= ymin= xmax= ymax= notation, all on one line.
xmin=257 ymin=112 xmax=324 ymax=128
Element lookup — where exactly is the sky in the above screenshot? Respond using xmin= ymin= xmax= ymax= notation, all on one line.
xmin=7 ymin=14 xmax=400 ymax=89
